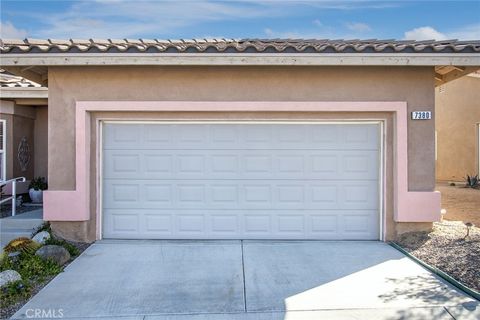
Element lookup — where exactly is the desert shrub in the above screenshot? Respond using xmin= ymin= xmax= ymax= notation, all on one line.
xmin=0 ymin=280 xmax=31 ymax=309
xmin=3 ymin=238 xmax=40 ymax=255
xmin=1 ymin=252 xmax=62 ymax=281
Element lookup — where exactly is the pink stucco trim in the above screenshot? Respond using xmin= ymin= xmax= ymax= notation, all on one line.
xmin=43 ymin=101 xmax=440 ymax=224
xmin=43 ymin=106 xmax=90 ymax=221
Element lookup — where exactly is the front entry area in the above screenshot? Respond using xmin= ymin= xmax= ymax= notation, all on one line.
xmin=102 ymin=122 xmax=381 ymax=240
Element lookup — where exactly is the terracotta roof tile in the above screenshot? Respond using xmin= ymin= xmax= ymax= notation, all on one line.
xmin=1 ymin=38 xmax=479 ymax=54
xmin=0 ymin=69 xmax=42 ymax=87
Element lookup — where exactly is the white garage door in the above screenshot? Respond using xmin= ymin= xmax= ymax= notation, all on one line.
xmin=102 ymin=122 xmax=380 ymax=240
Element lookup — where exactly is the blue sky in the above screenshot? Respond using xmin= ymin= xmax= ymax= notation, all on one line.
xmin=1 ymin=1 xmax=479 ymax=40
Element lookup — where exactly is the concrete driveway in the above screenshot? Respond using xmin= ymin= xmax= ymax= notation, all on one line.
xmin=12 ymin=241 xmax=479 ymax=319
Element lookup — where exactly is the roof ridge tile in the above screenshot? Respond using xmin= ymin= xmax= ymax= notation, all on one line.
xmin=1 ymin=38 xmax=479 ymax=54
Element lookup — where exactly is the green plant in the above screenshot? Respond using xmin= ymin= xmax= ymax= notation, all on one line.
xmin=3 ymin=237 xmax=41 ymax=255
xmin=0 ymin=253 xmax=13 ymax=271
xmin=465 ymin=174 xmax=479 ymax=189
xmin=1 ymin=252 xmax=62 ymax=280
xmin=16 ymin=254 xmax=62 ymax=280
xmin=0 ymin=234 xmax=71 ymax=312
xmin=0 ymin=253 xmax=61 ymax=309
xmin=0 ymin=280 xmax=31 ymax=309
xmin=0 ymin=251 xmax=6 ymax=264
xmin=28 ymin=177 xmax=48 ymax=191
xmin=45 ymin=237 xmax=80 ymax=257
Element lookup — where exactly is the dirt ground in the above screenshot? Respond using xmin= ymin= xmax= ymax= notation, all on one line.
xmin=436 ymin=182 xmax=480 ymax=226
xmin=396 ymin=220 xmax=480 ymax=292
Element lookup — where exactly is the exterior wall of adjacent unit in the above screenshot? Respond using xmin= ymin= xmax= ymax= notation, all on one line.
xmin=0 ymin=100 xmax=49 ymax=190
xmin=46 ymin=66 xmax=437 ymax=242
xmin=436 ymin=75 xmax=480 ymax=181
xmin=0 ymin=100 xmax=35 ymax=181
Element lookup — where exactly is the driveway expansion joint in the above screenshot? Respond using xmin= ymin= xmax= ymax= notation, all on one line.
xmin=241 ymin=240 xmax=248 ymax=313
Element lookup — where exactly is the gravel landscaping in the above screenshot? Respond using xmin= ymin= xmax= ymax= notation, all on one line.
xmin=0 ymin=226 xmax=90 ymax=319
xmin=396 ymin=220 xmax=480 ymax=292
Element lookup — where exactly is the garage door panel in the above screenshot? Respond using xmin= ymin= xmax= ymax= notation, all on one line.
xmin=104 ymin=123 xmax=379 ymax=150
xmin=103 ymin=209 xmax=379 ymax=240
xmin=103 ymin=180 xmax=378 ymax=210
xmin=103 ymin=123 xmax=380 ymax=240
xmin=103 ymin=149 xmax=379 ymax=180
xmin=103 ymin=211 xmax=140 ymax=235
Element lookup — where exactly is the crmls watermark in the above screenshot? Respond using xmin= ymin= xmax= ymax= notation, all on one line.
xmin=25 ymin=308 xmax=64 ymax=318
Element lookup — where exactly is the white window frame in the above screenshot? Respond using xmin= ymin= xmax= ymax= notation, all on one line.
xmin=0 ymin=119 xmax=6 ymax=182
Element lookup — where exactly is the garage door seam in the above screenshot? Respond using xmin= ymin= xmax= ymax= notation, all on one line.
xmin=241 ymin=240 xmax=247 ymax=312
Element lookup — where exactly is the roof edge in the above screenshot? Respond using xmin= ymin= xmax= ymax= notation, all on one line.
xmin=2 ymin=52 xmax=480 ymax=66
xmin=0 ymin=87 xmax=48 ymax=99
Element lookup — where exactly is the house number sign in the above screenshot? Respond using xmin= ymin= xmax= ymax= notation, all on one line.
xmin=411 ymin=111 xmax=432 ymax=120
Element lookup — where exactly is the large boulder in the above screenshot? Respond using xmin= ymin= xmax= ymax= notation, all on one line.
xmin=35 ymin=245 xmax=71 ymax=266
xmin=0 ymin=270 xmax=22 ymax=288
xmin=32 ymin=231 xmax=51 ymax=244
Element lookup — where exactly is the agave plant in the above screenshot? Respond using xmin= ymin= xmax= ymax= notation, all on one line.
xmin=3 ymin=237 xmax=41 ymax=255
xmin=465 ymin=174 xmax=479 ymax=189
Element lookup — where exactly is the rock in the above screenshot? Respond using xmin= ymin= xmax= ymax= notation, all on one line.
xmin=8 ymin=251 xmax=21 ymax=262
xmin=35 ymin=245 xmax=71 ymax=266
xmin=32 ymin=231 xmax=51 ymax=244
xmin=0 ymin=270 xmax=22 ymax=288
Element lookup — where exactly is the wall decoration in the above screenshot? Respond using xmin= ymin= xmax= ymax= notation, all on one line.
xmin=17 ymin=136 xmax=31 ymax=172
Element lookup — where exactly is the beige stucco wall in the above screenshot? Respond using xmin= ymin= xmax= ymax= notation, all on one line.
xmin=436 ymin=76 xmax=480 ymax=181
xmin=0 ymin=100 xmax=36 ymax=181
xmin=47 ymin=66 xmax=436 ymax=241
xmin=34 ymin=106 xmax=48 ymax=179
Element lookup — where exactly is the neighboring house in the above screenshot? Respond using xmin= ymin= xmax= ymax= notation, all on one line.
xmin=435 ymin=71 xmax=480 ymax=182
xmin=0 ymin=69 xmax=48 ymax=193
xmin=0 ymin=39 xmax=479 ymax=243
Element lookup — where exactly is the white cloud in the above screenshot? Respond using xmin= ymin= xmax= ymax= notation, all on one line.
xmin=9 ymin=0 xmax=404 ymax=39
xmin=313 ymin=19 xmax=323 ymax=27
xmin=346 ymin=22 xmax=371 ymax=32
xmin=262 ymin=27 xmax=369 ymax=40
xmin=27 ymin=0 xmax=285 ymax=39
xmin=447 ymin=23 xmax=480 ymax=40
xmin=404 ymin=26 xmax=447 ymax=40
xmin=0 ymin=21 xmax=27 ymax=38
xmin=404 ymin=24 xmax=480 ymax=41
xmin=264 ymin=28 xmax=274 ymax=36
xmin=266 ymin=20 xmax=374 ymax=40
xmin=263 ymin=28 xmax=307 ymax=39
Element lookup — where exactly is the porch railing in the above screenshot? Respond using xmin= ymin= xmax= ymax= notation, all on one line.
xmin=0 ymin=177 xmax=26 ymax=217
